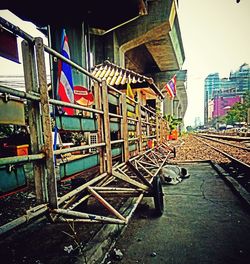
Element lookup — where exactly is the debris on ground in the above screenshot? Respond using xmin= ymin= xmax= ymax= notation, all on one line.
xmin=112 ymin=248 xmax=124 ymax=260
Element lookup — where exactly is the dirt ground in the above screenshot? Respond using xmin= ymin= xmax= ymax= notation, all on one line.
xmin=0 ymin=197 xmax=129 ymax=264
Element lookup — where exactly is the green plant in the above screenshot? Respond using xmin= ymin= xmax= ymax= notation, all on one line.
xmin=71 ymin=132 xmax=86 ymax=146
xmin=223 ymin=91 xmax=250 ymax=125
xmin=164 ymin=115 xmax=182 ymax=133
xmin=0 ymin=124 xmax=14 ymax=138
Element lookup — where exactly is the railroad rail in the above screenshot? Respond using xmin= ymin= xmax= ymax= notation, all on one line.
xmin=199 ymin=132 xmax=250 ymax=142
xmin=198 ymin=134 xmax=250 ymax=151
xmin=194 ymin=135 xmax=250 ymax=192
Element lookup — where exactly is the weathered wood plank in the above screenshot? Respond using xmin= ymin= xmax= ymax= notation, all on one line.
xmin=102 ymin=80 xmax=112 ymax=174
xmin=112 ymin=170 xmax=149 ymax=191
xmin=88 ymin=187 xmax=127 ymax=221
xmin=35 ymin=37 xmax=57 ymax=208
xmin=127 ymin=160 xmax=153 ymax=188
xmin=22 ymin=40 xmax=46 ymax=203
xmin=53 ymin=208 xmax=126 ymax=224
xmin=94 ymin=81 xmax=105 ymax=174
xmin=121 ymin=93 xmax=129 ymax=162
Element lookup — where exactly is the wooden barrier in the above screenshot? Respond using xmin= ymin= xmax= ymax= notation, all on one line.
xmin=0 ymin=19 xmax=171 ymax=235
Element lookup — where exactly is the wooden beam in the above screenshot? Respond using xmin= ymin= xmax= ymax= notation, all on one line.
xmin=121 ymin=93 xmax=129 ymax=162
xmin=136 ymin=160 xmax=159 ymax=169
xmin=117 ymin=167 xmax=131 ymax=178
xmin=35 ymin=37 xmax=57 ymax=208
xmin=102 ymin=80 xmax=112 ymax=174
xmin=150 ymin=149 xmax=164 ymax=162
xmin=88 ymin=187 xmax=127 ymax=222
xmin=22 ymin=40 xmax=46 ymax=203
xmin=136 ymin=160 xmax=154 ymax=177
xmin=56 ymin=218 xmax=99 ymax=223
xmin=92 ymin=187 xmax=142 ymax=192
xmin=53 ymin=208 xmax=126 ymax=225
xmin=136 ymin=102 xmax=143 ymax=154
xmin=156 ymin=114 xmax=160 ymax=143
xmin=58 ymin=172 xmax=107 ymax=205
xmin=144 ymin=154 xmax=158 ymax=166
xmin=125 ymin=193 xmax=144 ymax=223
xmin=123 ymin=160 xmax=154 ymax=186
xmin=0 ymin=204 xmax=48 ymax=236
xmin=112 ymin=170 xmax=149 ymax=191
xmin=94 ymin=81 xmax=105 ymax=174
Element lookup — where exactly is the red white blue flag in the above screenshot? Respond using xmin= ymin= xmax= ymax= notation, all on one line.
xmin=165 ymin=75 xmax=176 ymax=99
xmin=57 ymin=29 xmax=74 ymax=115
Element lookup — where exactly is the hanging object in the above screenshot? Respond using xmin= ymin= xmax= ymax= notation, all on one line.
xmin=57 ymin=29 xmax=74 ymax=115
xmin=74 ymin=86 xmax=94 ymax=106
xmin=165 ymin=75 xmax=176 ymax=99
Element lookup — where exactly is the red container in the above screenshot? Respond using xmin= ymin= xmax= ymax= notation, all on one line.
xmin=148 ymin=139 xmax=153 ymax=148
xmin=4 ymin=144 xmax=29 ymax=156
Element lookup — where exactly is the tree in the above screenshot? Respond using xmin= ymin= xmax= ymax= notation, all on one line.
xmin=164 ymin=115 xmax=182 ymax=132
xmin=224 ymin=91 xmax=250 ymax=125
xmin=186 ymin=125 xmax=193 ymax=132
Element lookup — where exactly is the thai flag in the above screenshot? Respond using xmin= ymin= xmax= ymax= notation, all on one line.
xmin=57 ymin=29 xmax=74 ymax=115
xmin=165 ymin=75 xmax=176 ymax=99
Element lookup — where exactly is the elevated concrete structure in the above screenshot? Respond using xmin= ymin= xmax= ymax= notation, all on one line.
xmin=4 ymin=0 xmax=187 ymax=122
xmin=91 ymin=0 xmax=187 ymax=121
xmin=155 ymin=70 xmax=187 ymax=121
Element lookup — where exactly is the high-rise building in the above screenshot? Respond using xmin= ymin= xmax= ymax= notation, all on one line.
xmin=229 ymin=63 xmax=250 ymax=93
xmin=204 ymin=64 xmax=250 ymax=126
xmin=204 ymin=73 xmax=220 ymax=125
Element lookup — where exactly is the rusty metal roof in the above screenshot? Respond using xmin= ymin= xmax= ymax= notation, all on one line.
xmin=91 ymin=60 xmax=164 ymax=99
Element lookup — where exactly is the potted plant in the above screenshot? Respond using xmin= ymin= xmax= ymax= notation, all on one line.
xmin=71 ymin=132 xmax=87 ymax=154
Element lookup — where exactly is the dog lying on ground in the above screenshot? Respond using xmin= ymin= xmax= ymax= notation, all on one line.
xmin=154 ymin=165 xmax=190 ymax=185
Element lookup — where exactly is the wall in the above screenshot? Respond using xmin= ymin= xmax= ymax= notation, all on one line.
xmin=212 ymin=96 xmax=241 ymax=118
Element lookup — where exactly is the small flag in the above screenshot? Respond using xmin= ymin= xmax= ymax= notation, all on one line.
xmin=57 ymin=29 xmax=74 ymax=115
xmin=165 ymin=75 xmax=176 ymax=99
xmin=126 ymin=82 xmax=134 ymax=99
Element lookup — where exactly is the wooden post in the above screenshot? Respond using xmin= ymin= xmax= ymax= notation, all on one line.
xmin=101 ymin=80 xmax=112 ymax=175
xmin=146 ymin=111 xmax=150 ymax=139
xmin=121 ymin=93 xmax=129 ymax=162
xmin=136 ymin=102 xmax=143 ymax=154
xmin=35 ymin=37 xmax=58 ymax=209
xmin=160 ymin=118 xmax=163 ymax=143
xmin=156 ymin=114 xmax=159 ymax=144
xmin=94 ymin=81 xmax=105 ymax=173
xmin=22 ymin=40 xmax=46 ymax=203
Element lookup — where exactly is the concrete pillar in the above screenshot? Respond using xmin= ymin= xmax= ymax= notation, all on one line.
xmin=163 ymin=94 xmax=173 ymax=117
xmin=173 ymin=99 xmax=179 ymax=118
xmin=178 ymin=105 xmax=182 ymax=119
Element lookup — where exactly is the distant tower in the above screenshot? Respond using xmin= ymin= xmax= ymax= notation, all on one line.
xmin=194 ymin=117 xmax=201 ymax=128
xmin=204 ymin=73 xmax=220 ymax=126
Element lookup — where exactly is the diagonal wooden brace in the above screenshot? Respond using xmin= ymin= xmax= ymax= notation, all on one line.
xmin=126 ymin=160 xmax=153 ymax=188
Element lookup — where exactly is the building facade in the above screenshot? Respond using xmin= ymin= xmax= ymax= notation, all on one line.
xmin=204 ymin=63 xmax=250 ymax=126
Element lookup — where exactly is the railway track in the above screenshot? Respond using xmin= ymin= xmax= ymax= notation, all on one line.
xmin=194 ymin=135 xmax=250 ymax=192
xmin=200 ymin=132 xmax=250 ymax=142
xmin=198 ymin=134 xmax=250 ymax=151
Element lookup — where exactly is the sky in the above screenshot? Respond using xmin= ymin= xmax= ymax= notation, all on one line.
xmin=178 ymin=0 xmax=250 ymax=127
xmin=1 ymin=1 xmax=250 ymax=127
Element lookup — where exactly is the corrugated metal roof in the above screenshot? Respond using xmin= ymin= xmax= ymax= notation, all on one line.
xmin=91 ymin=60 xmax=164 ymax=99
